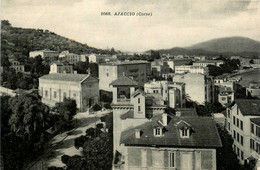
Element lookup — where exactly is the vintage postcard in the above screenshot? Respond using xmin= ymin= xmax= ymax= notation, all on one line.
xmin=1 ymin=0 xmax=260 ymax=170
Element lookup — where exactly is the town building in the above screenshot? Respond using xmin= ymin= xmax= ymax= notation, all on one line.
xmin=225 ymin=100 xmax=260 ymax=166
xmin=193 ymin=60 xmax=224 ymax=67
xmin=99 ymin=61 xmax=150 ymax=91
xmin=144 ymin=80 xmax=186 ymax=108
xmin=39 ymin=73 xmax=99 ymax=111
xmin=166 ymin=59 xmax=192 ymax=71
xmin=151 ymin=60 xmax=170 ymax=76
xmin=194 ymin=56 xmax=206 ymax=61
xmin=29 ymin=49 xmax=59 ymax=63
xmin=218 ymin=86 xmax=234 ymax=107
xmin=246 ymin=82 xmax=260 ymax=99
xmin=59 ymin=51 xmax=81 ymax=64
xmin=175 ymin=65 xmax=209 ymax=75
xmin=172 ymin=73 xmax=215 ymax=104
xmin=9 ymin=60 xmax=25 ymax=73
xmin=49 ymin=60 xmax=73 ymax=74
xmin=88 ymin=54 xmax=117 ymax=63
xmin=111 ymin=76 xmax=222 ymax=170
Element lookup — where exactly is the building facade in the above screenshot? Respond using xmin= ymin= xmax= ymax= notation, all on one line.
xmin=99 ymin=61 xmax=150 ymax=91
xmin=166 ymin=59 xmax=192 ymax=71
xmin=175 ymin=65 xmax=209 ymax=75
xmin=225 ymin=100 xmax=260 ymax=166
xmin=246 ymin=83 xmax=260 ymax=99
xmin=29 ymin=49 xmax=59 ymax=63
xmin=172 ymin=73 xmax=214 ymax=104
xmin=193 ymin=60 xmax=224 ymax=67
xmin=39 ymin=73 xmax=99 ymax=111
xmin=111 ymin=76 xmax=222 ymax=170
xmin=59 ymin=51 xmax=81 ymax=64
xmin=49 ymin=61 xmax=73 ymax=74
xmin=9 ymin=60 xmax=25 ymax=73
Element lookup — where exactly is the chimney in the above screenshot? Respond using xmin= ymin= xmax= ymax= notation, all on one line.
xmin=162 ymin=113 xmax=167 ymax=126
xmin=135 ymin=129 xmax=141 ymax=138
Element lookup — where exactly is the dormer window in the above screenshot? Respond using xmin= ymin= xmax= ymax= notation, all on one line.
xmin=154 ymin=127 xmax=162 ymax=137
xmin=176 ymin=120 xmax=192 ymax=138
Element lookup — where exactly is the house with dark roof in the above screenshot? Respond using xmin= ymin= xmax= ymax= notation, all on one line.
xmin=225 ymin=99 xmax=260 ymax=167
xmin=111 ymin=75 xmax=222 ymax=170
xmin=39 ymin=73 xmax=99 ymax=111
xmin=49 ymin=60 xmax=73 ymax=74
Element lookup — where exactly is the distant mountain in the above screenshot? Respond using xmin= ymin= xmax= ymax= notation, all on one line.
xmin=1 ymin=20 xmax=110 ymax=58
xmin=188 ymin=36 xmax=260 ymax=53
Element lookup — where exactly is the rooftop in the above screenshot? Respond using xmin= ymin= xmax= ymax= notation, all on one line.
xmin=175 ymin=108 xmax=198 ymax=117
xmin=110 ymin=74 xmax=139 ymax=86
xmin=51 ymin=60 xmax=72 ymax=66
xmin=194 ymin=60 xmax=223 ymax=63
xmin=39 ymin=73 xmax=92 ymax=82
xmin=236 ymin=99 xmax=260 ymax=116
xmin=120 ymin=114 xmax=222 ymax=148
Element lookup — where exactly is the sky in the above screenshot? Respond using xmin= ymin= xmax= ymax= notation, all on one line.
xmin=1 ymin=0 xmax=260 ymax=52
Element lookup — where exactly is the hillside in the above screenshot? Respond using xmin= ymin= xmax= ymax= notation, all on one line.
xmin=188 ymin=36 xmax=260 ymax=53
xmin=1 ymin=20 xmax=110 ymax=58
xmin=156 ymin=47 xmax=218 ymax=56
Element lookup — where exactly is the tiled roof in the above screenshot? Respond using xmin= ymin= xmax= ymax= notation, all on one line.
xmin=236 ymin=99 xmax=260 ymax=116
xmin=110 ymin=74 xmax=139 ymax=86
xmin=39 ymin=73 xmax=92 ymax=82
xmin=120 ymin=114 xmax=222 ymax=148
xmin=251 ymin=118 xmax=260 ymax=126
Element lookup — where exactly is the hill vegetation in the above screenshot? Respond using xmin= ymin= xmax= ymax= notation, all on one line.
xmin=1 ymin=20 xmax=111 ymax=58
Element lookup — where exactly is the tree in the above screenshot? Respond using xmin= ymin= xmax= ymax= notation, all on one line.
xmin=207 ymin=65 xmax=223 ymax=77
xmin=54 ymin=98 xmax=77 ymax=122
xmin=83 ymin=134 xmax=113 ymax=170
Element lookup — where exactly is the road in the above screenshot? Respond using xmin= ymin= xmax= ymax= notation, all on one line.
xmin=27 ymin=110 xmax=112 ymax=170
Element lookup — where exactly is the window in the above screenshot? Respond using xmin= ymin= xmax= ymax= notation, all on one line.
xmin=241 ymin=136 xmax=244 ymax=146
xmin=251 ymin=123 xmax=255 ymax=134
xmin=234 ymin=145 xmax=236 ymax=152
xmin=237 ymin=133 xmax=240 ymax=143
xmin=169 ymin=152 xmax=175 ymax=167
xmin=241 ymin=151 xmax=244 ymax=160
xmin=256 ymin=126 xmax=260 ymax=138
xmin=165 ymin=90 xmax=167 ymax=93
xmin=138 ymin=98 xmax=140 ymax=104
xmin=237 ymin=118 xmax=239 ymax=128
xmin=240 ymin=121 xmax=243 ymax=131
xmin=250 ymin=139 xmax=255 ymax=150
xmin=45 ymin=90 xmax=48 ymax=97
xmin=73 ymin=93 xmax=77 ymax=97
xmin=228 ymin=122 xmax=230 ymax=131
xmin=138 ymin=106 xmax=141 ymax=112
xmin=107 ymin=73 xmax=109 ymax=77
xmin=63 ymin=92 xmax=66 ymax=98
xmin=233 ymin=116 xmax=235 ymax=125
xmin=237 ymin=148 xmax=240 ymax=157
xmin=182 ymin=129 xmax=188 ymax=137
xmin=54 ymin=91 xmax=57 ymax=98
xmin=233 ymin=131 xmax=236 ymax=139
xmin=228 ymin=109 xmax=230 ymax=118
xmin=155 ymin=128 xmax=161 ymax=136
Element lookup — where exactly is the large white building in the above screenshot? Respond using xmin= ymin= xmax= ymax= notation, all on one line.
xmin=144 ymin=80 xmax=186 ymax=108
xmin=39 ymin=73 xmax=99 ymax=111
xmin=172 ymin=73 xmax=215 ymax=104
xmin=29 ymin=49 xmax=59 ymax=63
xmin=175 ymin=65 xmax=209 ymax=75
xmin=193 ymin=60 xmax=224 ymax=67
xmin=99 ymin=61 xmax=150 ymax=91
xmin=225 ymin=100 xmax=260 ymax=167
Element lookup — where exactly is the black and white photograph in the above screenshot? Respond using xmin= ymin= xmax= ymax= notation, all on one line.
xmin=1 ymin=0 xmax=260 ymax=169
